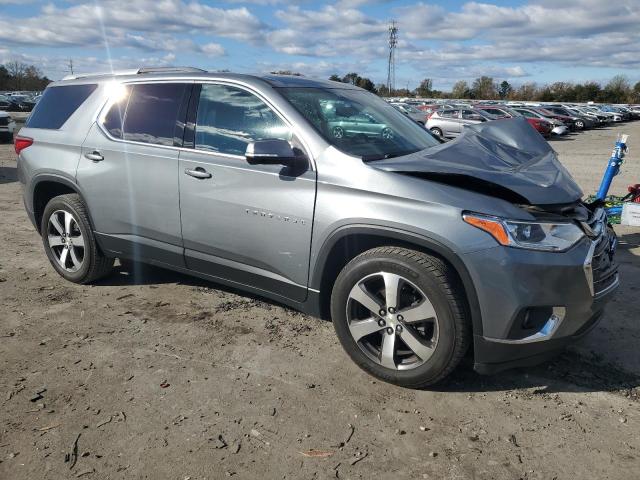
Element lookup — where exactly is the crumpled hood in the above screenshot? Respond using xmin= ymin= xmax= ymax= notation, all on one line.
xmin=372 ymin=118 xmax=583 ymax=205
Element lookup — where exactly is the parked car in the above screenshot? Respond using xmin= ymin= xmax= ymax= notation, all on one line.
xmin=390 ymin=102 xmax=427 ymax=125
xmin=16 ymin=68 xmax=618 ymax=387
xmin=0 ymin=111 xmax=16 ymax=142
xmin=527 ymin=107 xmax=579 ymax=131
xmin=475 ymin=105 xmax=553 ymax=138
xmin=564 ymin=106 xmax=609 ymax=126
xmin=590 ymin=106 xmax=623 ymax=122
xmin=512 ymin=108 xmax=569 ymax=136
xmin=426 ymin=107 xmax=495 ymax=138
xmin=542 ymin=106 xmax=596 ymax=129
xmin=0 ymin=94 xmax=12 ymax=111
xmin=5 ymin=94 xmax=36 ymax=112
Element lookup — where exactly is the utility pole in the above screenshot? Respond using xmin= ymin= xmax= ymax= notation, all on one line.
xmin=386 ymin=20 xmax=398 ymax=95
xmin=68 ymin=59 xmax=74 ymax=75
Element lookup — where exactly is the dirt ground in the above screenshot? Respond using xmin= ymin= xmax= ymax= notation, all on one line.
xmin=1 ymin=123 xmax=640 ymax=480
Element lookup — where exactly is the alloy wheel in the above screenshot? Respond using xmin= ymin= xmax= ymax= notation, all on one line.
xmin=47 ymin=210 xmax=85 ymax=273
xmin=381 ymin=128 xmax=394 ymax=139
xmin=346 ymin=272 xmax=439 ymax=370
xmin=332 ymin=126 xmax=344 ymax=138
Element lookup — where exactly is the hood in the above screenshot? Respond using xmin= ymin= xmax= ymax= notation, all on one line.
xmin=371 ymin=117 xmax=583 ymax=205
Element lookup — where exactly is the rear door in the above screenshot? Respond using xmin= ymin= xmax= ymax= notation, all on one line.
xmin=436 ymin=109 xmax=460 ymax=136
xmin=178 ymin=83 xmax=316 ymax=302
xmin=77 ymin=82 xmax=191 ymax=266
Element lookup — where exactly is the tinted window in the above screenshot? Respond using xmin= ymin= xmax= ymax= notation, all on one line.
xmin=439 ymin=109 xmax=457 ymax=118
xmin=26 ymin=84 xmax=97 ymax=129
xmin=195 ymin=84 xmax=291 ymax=156
xmin=122 ymin=83 xmax=189 ymax=146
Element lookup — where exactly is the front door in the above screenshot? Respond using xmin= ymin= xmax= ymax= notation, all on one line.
xmin=178 ymin=83 xmax=316 ymax=302
xmin=77 ymin=82 xmax=190 ymax=266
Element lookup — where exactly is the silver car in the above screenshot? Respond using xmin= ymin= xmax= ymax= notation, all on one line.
xmin=426 ymin=108 xmax=495 ymax=138
xmin=16 ymin=67 xmax=618 ymax=387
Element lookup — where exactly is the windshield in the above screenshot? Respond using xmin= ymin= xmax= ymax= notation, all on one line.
xmin=279 ymin=87 xmax=440 ymax=160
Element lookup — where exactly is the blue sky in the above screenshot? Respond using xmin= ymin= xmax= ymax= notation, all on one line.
xmin=1 ymin=0 xmax=639 ymax=90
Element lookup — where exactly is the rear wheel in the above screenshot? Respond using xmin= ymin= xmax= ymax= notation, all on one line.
xmin=331 ymin=247 xmax=471 ymax=388
xmin=575 ymin=120 xmax=585 ymax=129
xmin=41 ymin=194 xmax=114 ymax=284
xmin=332 ymin=126 xmax=344 ymax=138
xmin=430 ymin=127 xmax=443 ymax=137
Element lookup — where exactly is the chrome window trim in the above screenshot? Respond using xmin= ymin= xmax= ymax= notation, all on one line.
xmin=94 ymin=78 xmax=316 ymax=171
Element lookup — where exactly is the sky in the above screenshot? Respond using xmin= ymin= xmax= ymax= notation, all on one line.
xmin=0 ymin=0 xmax=639 ymax=90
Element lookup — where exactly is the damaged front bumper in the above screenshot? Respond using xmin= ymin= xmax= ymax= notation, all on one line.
xmin=466 ymin=209 xmax=618 ymax=374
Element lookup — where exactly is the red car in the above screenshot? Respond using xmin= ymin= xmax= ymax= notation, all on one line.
xmin=529 ymin=107 xmax=578 ymax=130
xmin=475 ymin=105 xmax=553 ymax=138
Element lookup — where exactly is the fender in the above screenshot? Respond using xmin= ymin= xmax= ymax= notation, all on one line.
xmin=29 ymin=173 xmax=98 ymax=235
xmin=311 ymin=224 xmax=483 ymax=336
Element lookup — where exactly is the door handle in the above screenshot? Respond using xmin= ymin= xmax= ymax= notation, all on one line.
xmin=184 ymin=167 xmax=212 ymax=179
xmin=85 ymin=151 xmax=104 ymax=162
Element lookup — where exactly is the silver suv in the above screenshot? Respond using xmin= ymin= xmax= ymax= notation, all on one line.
xmin=16 ymin=68 xmax=618 ymax=387
xmin=426 ymin=107 xmax=495 ymax=138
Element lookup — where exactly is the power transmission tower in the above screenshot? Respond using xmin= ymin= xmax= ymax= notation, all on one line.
xmin=386 ymin=21 xmax=398 ymax=95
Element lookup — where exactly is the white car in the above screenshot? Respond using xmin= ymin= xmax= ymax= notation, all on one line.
xmin=0 ymin=111 xmax=16 ymax=142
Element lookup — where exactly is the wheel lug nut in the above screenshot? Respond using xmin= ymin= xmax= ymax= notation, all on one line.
xmin=396 ymin=324 xmax=403 ymax=333
xmin=388 ymin=307 xmax=396 ymax=314
xmin=378 ymin=319 xmax=386 ymax=327
xmin=397 ymin=315 xmax=404 ymax=321
xmin=386 ymin=327 xmax=394 ymax=335
xmin=379 ymin=309 xmax=386 ymax=316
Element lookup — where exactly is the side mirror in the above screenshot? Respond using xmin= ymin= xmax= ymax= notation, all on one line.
xmin=245 ymin=139 xmax=298 ymax=166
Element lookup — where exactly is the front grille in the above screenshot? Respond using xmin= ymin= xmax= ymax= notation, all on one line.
xmin=587 ymin=208 xmax=618 ymax=295
xmin=0 ymin=117 xmax=8 ymax=127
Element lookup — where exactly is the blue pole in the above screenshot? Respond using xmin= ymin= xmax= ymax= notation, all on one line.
xmin=595 ymin=134 xmax=628 ymax=202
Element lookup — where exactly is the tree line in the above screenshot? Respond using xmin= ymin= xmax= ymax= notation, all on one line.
xmin=0 ymin=62 xmax=51 ymax=91
xmin=327 ymin=72 xmax=640 ymax=103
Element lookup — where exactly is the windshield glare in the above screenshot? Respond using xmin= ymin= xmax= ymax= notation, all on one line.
xmin=279 ymin=87 xmax=440 ymax=160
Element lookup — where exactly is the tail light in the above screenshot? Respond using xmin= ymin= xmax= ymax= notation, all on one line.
xmin=427 ymin=111 xmax=435 ymax=119
xmin=14 ymin=136 xmax=33 ymax=155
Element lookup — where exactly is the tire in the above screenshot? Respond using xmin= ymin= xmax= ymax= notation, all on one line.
xmin=332 ymin=126 xmax=344 ymax=139
xmin=41 ymin=193 xmax=114 ymax=284
xmin=381 ymin=127 xmax=394 ymax=139
xmin=330 ymin=247 xmax=471 ymax=388
xmin=575 ymin=120 xmax=584 ymax=129
xmin=430 ymin=127 xmax=443 ymax=137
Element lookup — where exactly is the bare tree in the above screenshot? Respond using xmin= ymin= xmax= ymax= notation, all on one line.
xmin=5 ymin=61 xmax=28 ymax=89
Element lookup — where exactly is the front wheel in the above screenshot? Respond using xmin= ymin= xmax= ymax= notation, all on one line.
xmin=41 ymin=194 xmax=114 ymax=284
xmin=330 ymin=247 xmax=471 ymax=388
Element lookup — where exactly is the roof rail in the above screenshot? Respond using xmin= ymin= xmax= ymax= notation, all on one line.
xmin=137 ymin=66 xmax=207 ymax=74
xmin=62 ymin=66 xmax=207 ymax=81
xmin=62 ymin=69 xmax=139 ymax=81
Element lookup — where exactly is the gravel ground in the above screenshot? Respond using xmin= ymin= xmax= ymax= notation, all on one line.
xmin=1 ymin=123 xmax=639 ymax=480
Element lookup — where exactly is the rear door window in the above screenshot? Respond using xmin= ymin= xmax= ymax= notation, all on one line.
xmin=26 ymin=84 xmax=97 ymax=129
xmin=121 ymin=83 xmax=189 ymax=146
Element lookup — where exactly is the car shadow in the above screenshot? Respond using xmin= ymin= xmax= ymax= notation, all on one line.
xmin=95 ymin=261 xmax=289 ymax=309
xmin=97 ymin=232 xmax=640 ymax=398
xmin=0 ymin=166 xmax=17 ymax=184
xmin=434 ymin=349 xmax=640 ymax=396
xmin=548 ymin=136 xmax=575 ymax=142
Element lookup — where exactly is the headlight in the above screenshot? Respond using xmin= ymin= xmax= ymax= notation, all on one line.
xmin=463 ymin=213 xmax=585 ymax=252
